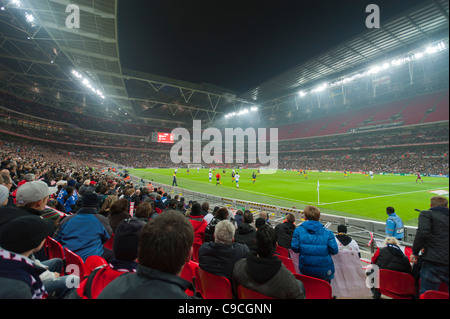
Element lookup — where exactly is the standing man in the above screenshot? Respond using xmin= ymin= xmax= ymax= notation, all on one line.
xmin=235 ymin=173 xmax=240 ymax=189
xmin=411 ymin=196 xmax=448 ymax=295
xmin=416 ymin=172 xmax=424 ymax=183
xmin=172 ymin=172 xmax=178 ymax=187
xmin=215 ymin=172 xmax=221 ymax=186
xmin=385 ymin=207 xmax=404 ymax=240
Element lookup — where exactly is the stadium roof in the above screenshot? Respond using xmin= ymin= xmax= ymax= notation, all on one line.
xmin=0 ymin=0 xmax=448 ymax=127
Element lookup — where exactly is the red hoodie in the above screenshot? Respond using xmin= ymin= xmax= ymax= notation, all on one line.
xmin=188 ymin=216 xmax=207 ymax=245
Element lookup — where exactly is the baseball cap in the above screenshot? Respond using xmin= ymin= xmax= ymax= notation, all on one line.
xmin=16 ymin=181 xmax=58 ymax=205
xmin=0 ymin=215 xmax=55 ymax=254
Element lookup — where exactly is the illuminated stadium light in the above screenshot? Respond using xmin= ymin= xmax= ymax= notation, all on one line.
xmin=24 ymin=12 xmax=34 ymax=23
xmin=71 ymin=69 xmax=105 ymax=99
xmin=10 ymin=0 xmax=21 ymax=8
xmin=225 ymin=105 xmax=258 ymax=118
xmin=296 ymin=41 xmax=448 ymax=100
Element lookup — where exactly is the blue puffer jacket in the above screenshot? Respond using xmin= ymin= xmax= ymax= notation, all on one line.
xmin=291 ymin=220 xmax=339 ymax=281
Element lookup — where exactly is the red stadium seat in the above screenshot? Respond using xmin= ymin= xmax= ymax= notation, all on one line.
xmin=275 ymin=245 xmax=290 ymax=258
xmin=46 ymin=236 xmax=65 ymax=260
xmin=84 ymin=255 xmax=108 ymax=276
xmin=420 ymin=290 xmax=449 ymax=299
xmin=197 ymin=268 xmax=233 ymax=299
xmin=294 ymin=273 xmax=333 ymax=299
xmin=237 ymin=285 xmax=275 ymax=299
xmin=103 ymin=234 xmax=114 ymax=250
xmin=192 ymin=242 xmax=201 ymax=262
xmin=64 ymin=247 xmax=86 ymax=279
xmin=275 ymin=254 xmax=296 ymax=274
xmin=377 ymin=269 xmax=416 ymax=299
xmin=181 ymin=260 xmax=201 ymax=297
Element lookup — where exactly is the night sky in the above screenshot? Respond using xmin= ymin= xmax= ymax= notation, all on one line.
xmin=117 ymin=0 xmax=429 ymax=93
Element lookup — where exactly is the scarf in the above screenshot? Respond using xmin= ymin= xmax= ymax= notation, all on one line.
xmin=0 ymin=249 xmax=48 ymax=299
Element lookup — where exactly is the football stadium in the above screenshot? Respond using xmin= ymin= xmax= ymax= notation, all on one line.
xmin=0 ymin=0 xmax=448 ymax=305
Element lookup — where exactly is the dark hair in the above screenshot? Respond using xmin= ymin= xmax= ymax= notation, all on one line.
xmin=168 ymin=199 xmax=178 ymax=209
xmin=138 ymin=210 xmax=194 ymax=274
xmin=216 ymin=207 xmax=229 ymax=220
xmin=110 ymin=198 xmax=129 ymax=215
xmin=135 ymin=202 xmax=153 ymax=219
xmin=386 ymin=207 xmax=395 ymax=214
xmin=255 ymin=224 xmax=277 ymax=258
xmin=243 ymin=210 xmax=254 ymax=223
xmin=201 ymin=202 xmax=209 ymax=212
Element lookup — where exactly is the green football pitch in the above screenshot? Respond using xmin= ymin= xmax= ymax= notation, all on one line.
xmin=129 ymin=168 xmax=449 ymax=226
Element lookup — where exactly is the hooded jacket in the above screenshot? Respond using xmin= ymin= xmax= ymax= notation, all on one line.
xmin=234 ymin=222 xmax=256 ymax=250
xmin=232 ymin=251 xmax=305 ymax=299
xmin=412 ymin=206 xmax=449 ymax=266
xmin=188 ymin=216 xmax=207 ymax=245
xmin=275 ymin=221 xmax=296 ymax=249
xmin=291 ymin=220 xmax=339 ymax=281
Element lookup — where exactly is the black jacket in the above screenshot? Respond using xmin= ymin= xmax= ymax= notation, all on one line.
xmin=232 ymin=251 xmax=305 ymax=299
xmin=274 ymin=221 xmax=295 ymax=249
xmin=97 ymin=264 xmax=194 ymax=299
xmin=412 ymin=206 xmax=449 ymax=266
xmin=234 ymin=223 xmax=256 ymax=250
xmin=198 ymin=241 xmax=249 ymax=281
xmin=375 ymin=244 xmax=411 ymax=274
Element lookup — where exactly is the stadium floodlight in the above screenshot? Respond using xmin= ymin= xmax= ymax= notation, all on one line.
xmin=250 ymin=106 xmax=258 ymax=112
xmin=298 ymin=91 xmax=307 ymax=97
xmin=71 ymin=69 xmax=105 ymax=100
xmin=24 ymin=12 xmax=34 ymax=23
xmin=10 ymin=0 xmax=21 ymax=8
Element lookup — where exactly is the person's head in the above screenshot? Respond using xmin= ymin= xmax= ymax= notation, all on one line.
xmin=430 ymin=196 xmax=448 ymax=208
xmin=259 ymin=212 xmax=268 ymax=220
xmin=135 ymin=202 xmax=153 ymax=219
xmin=0 ymin=215 xmax=54 ymax=257
xmin=167 ymin=199 xmax=178 ymax=210
xmin=303 ymin=205 xmax=321 ymax=221
xmin=113 ymin=218 xmax=145 ymax=261
xmin=109 ymin=198 xmax=129 ymax=215
xmin=190 ymin=202 xmax=202 ymax=216
xmin=243 ymin=210 xmax=253 ymax=224
xmin=235 ymin=209 xmax=243 ymax=217
xmin=384 ymin=236 xmax=400 ymax=246
xmin=216 ymin=207 xmax=229 ymax=220
xmin=201 ymin=202 xmax=209 ymax=212
xmin=0 ymin=185 xmax=8 ymax=206
xmin=337 ymin=224 xmax=347 ymax=234
xmin=16 ymin=181 xmax=57 ymax=211
xmin=255 ymin=224 xmax=277 ymax=258
xmin=255 ymin=217 xmax=266 ymax=229
xmin=138 ymin=210 xmax=194 ymax=275
xmin=286 ymin=213 xmax=295 ymax=224
xmin=386 ymin=207 xmax=395 ymax=215
xmin=81 ymin=192 xmax=99 ymax=209
xmin=214 ymin=220 xmax=235 ymax=245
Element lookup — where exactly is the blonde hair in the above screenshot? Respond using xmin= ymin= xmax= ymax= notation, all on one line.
xmin=384 ymin=236 xmax=400 ymax=246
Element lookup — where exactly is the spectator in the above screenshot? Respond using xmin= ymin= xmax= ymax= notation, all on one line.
xmin=274 ymin=213 xmax=296 ymax=249
xmin=187 ymin=202 xmax=207 ymax=245
xmin=204 ymin=206 xmax=219 ymax=225
xmin=232 ymin=224 xmax=306 ymax=299
xmin=234 ymin=210 xmax=256 ymax=250
xmin=371 ymin=237 xmax=411 ymax=273
xmin=291 ymin=205 xmax=339 ymax=282
xmin=385 ymin=206 xmax=404 ymax=240
xmin=16 ymin=181 xmax=58 ymax=217
xmin=74 ymin=218 xmax=144 ymax=299
xmin=259 ymin=211 xmax=272 ymax=227
xmin=54 ymin=193 xmax=113 ymax=262
xmin=108 ymin=198 xmax=131 ymax=232
xmin=98 ymin=189 xmax=118 ymax=217
xmin=97 ymin=210 xmax=195 ymax=299
xmin=0 ymin=185 xmax=8 ymax=206
xmin=331 ymin=224 xmax=371 ymax=298
xmin=411 ymin=196 xmax=449 ymax=295
xmin=0 ymin=215 xmax=77 ymax=299
xmin=58 ymin=186 xmax=77 ymax=214
xmin=370 ymin=237 xmax=412 ymax=298
xmin=134 ymin=202 xmax=154 ymax=223
xmin=204 ymin=207 xmax=229 ymax=243
xmin=201 ymin=202 xmax=210 ymax=216
xmin=255 ymin=217 xmax=266 ymax=230
xmin=234 ymin=209 xmax=244 ymax=227
xmin=198 ymin=220 xmax=248 ymax=282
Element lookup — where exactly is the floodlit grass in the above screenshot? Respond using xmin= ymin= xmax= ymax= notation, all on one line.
xmin=129 ymin=168 xmax=449 ymax=226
